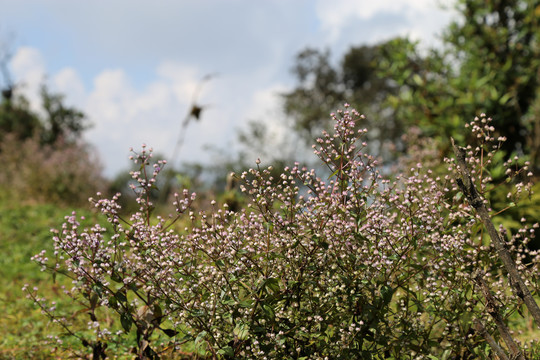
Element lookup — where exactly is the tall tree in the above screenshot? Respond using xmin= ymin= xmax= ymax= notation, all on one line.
xmin=378 ymin=0 xmax=540 ymax=165
xmin=0 ymin=37 xmax=43 ymax=141
xmin=1 ymin=38 xmax=88 ymax=146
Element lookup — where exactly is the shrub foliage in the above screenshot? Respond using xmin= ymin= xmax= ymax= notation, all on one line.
xmin=28 ymin=107 xmax=539 ymax=359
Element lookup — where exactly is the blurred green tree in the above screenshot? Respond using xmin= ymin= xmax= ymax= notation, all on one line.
xmin=0 ymin=91 xmax=42 ymax=140
xmin=40 ymin=86 xmax=87 ymax=145
xmin=378 ymin=0 xmax=540 ymax=166
xmin=279 ymin=0 xmax=540 ymax=247
xmin=0 ymin=50 xmax=102 ymax=205
xmin=282 ymin=0 xmax=540 ymax=169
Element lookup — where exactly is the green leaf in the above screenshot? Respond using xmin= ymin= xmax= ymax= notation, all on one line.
xmin=264 ymin=278 xmax=280 ymax=294
xmin=233 ymin=322 xmax=250 ymax=340
xmin=108 ymin=295 xmax=118 ymax=309
xmin=162 ymin=328 xmax=179 ymax=337
xmin=89 ymin=293 xmax=99 ymax=308
xmin=329 ymin=168 xmax=340 ymax=179
xmin=191 ymin=309 xmax=206 ymax=317
xmin=152 ymin=304 xmax=163 ymax=324
xmin=110 ymin=271 xmax=123 ymax=283
xmin=218 ymin=346 xmax=235 ymax=357
xmin=195 ymin=330 xmax=207 ymax=344
xmin=215 ymin=259 xmax=225 ymax=267
xmin=120 ymin=312 xmax=132 ymax=333
xmin=92 ymin=283 xmax=104 ymax=297
xmin=239 ymin=299 xmax=253 ymax=308
xmin=262 ymin=304 xmax=275 ymax=321
xmin=499 ymin=92 xmax=512 ymax=105
xmin=115 ymin=289 xmax=127 ymax=304
xmin=221 ymin=296 xmax=236 ymax=306
xmin=441 ymin=349 xmax=452 ymax=360
xmin=412 ymin=74 xmax=423 ymax=86
xmin=381 ymin=285 xmax=394 ymax=305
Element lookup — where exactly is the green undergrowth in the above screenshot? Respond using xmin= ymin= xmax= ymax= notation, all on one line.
xmin=0 ymin=192 xmax=91 ymax=358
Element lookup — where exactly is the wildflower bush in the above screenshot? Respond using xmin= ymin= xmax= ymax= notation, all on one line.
xmin=27 ymin=107 xmax=540 ymax=359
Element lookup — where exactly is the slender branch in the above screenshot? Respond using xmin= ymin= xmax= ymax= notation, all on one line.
xmin=473 ymin=319 xmax=509 ymax=360
xmin=451 ymin=138 xmax=540 ymax=329
xmin=474 ymin=272 xmax=525 ymax=360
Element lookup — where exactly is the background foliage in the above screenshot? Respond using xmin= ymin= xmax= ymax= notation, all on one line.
xmin=282 ymin=0 xmax=540 ymax=169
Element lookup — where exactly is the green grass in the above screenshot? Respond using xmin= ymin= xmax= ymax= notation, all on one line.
xmin=0 ymin=194 xmax=101 ymax=359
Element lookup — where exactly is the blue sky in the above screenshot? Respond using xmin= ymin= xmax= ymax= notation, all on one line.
xmin=0 ymin=0 xmax=455 ymax=177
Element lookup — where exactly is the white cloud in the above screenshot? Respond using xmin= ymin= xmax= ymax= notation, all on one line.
xmin=52 ymin=68 xmax=86 ymax=108
xmin=244 ymin=84 xmax=288 ymax=138
xmin=11 ymin=47 xmax=46 ymax=113
xmin=10 ymin=51 xmax=200 ymax=176
xmin=83 ymin=67 xmax=188 ymax=175
xmin=86 ymin=69 xmax=135 ymax=124
xmin=156 ymin=61 xmax=201 ymax=102
xmin=11 ymin=47 xmax=46 ymax=81
xmin=9 ymin=47 xmax=285 ymax=178
xmin=315 ymin=0 xmax=454 ymax=45
xmin=78 ymin=61 xmax=282 ymax=177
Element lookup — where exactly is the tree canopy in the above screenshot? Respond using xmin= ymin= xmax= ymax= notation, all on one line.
xmin=283 ymin=0 xmax=540 ymax=170
xmin=282 ymin=45 xmax=400 ymax=155
xmin=379 ymin=0 xmax=540 ymax=163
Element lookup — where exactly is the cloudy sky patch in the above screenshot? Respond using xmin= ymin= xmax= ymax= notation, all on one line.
xmin=0 ymin=1 xmax=455 ymax=177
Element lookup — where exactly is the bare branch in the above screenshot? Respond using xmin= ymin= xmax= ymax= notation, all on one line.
xmin=473 ymin=319 xmax=510 ymax=360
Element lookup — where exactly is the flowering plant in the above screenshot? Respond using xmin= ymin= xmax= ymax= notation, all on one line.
xmin=27 ymin=107 xmax=539 ymax=359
